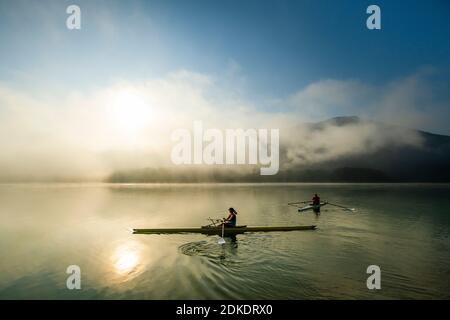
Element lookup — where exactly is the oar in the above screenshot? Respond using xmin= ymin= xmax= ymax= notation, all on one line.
xmin=327 ymin=202 xmax=355 ymax=212
xmin=288 ymin=200 xmax=311 ymax=207
xmin=206 ymin=217 xmax=223 ymax=227
xmin=218 ymin=220 xmax=226 ymax=245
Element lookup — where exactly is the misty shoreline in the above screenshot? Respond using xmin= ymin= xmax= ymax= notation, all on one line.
xmin=2 ymin=117 xmax=449 ymax=183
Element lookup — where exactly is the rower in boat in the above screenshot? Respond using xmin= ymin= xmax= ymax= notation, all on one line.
xmin=312 ymin=194 xmax=321 ymax=214
xmin=133 ymin=208 xmax=319 ymax=236
xmin=222 ymin=207 xmax=238 ymax=227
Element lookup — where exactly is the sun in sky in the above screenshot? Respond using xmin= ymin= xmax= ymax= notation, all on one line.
xmin=110 ymin=89 xmax=151 ymax=133
xmin=107 ymin=87 xmax=155 ymax=146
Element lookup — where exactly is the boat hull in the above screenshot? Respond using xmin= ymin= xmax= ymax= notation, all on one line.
xmin=133 ymin=225 xmax=316 ymax=235
xmin=298 ymin=202 xmax=327 ymax=212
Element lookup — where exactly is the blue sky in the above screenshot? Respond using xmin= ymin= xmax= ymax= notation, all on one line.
xmin=1 ymin=0 xmax=449 ymax=95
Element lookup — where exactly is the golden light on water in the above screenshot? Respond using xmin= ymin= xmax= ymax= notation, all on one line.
xmin=115 ymin=250 xmax=139 ymax=273
xmin=113 ymin=242 xmax=141 ymax=275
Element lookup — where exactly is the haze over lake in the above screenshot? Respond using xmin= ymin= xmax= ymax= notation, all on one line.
xmin=0 ymin=183 xmax=448 ymax=299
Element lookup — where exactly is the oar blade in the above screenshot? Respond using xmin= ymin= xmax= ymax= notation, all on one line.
xmin=218 ymin=237 xmax=226 ymax=245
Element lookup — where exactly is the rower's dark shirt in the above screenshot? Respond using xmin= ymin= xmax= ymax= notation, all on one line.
xmin=312 ymin=196 xmax=320 ymax=205
xmin=228 ymin=213 xmax=237 ymax=225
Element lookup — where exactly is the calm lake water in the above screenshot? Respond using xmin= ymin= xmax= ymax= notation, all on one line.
xmin=0 ymin=183 xmax=449 ymax=299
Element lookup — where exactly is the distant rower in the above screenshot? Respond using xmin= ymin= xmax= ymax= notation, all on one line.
xmin=312 ymin=194 xmax=320 ymax=205
xmin=223 ymin=208 xmax=238 ymax=227
xmin=312 ymin=194 xmax=321 ymax=214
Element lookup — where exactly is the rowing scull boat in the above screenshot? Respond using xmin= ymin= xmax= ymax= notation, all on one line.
xmin=133 ymin=225 xmax=316 ymax=235
xmin=298 ymin=202 xmax=327 ymax=212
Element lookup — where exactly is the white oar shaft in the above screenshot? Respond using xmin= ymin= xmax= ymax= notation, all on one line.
xmin=328 ymin=202 xmax=354 ymax=211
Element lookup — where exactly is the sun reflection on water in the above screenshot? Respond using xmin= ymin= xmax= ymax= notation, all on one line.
xmin=113 ymin=242 xmax=142 ymax=276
